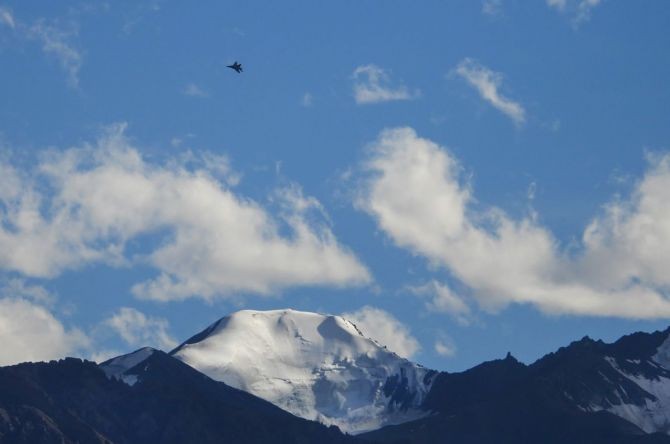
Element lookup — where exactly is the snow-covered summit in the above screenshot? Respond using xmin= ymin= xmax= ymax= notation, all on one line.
xmin=170 ymin=309 xmax=435 ymax=434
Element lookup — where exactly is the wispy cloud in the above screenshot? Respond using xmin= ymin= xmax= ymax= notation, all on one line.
xmin=453 ymin=58 xmax=526 ymax=126
xmin=301 ymin=92 xmax=313 ymax=107
xmin=28 ymin=19 xmax=83 ymax=88
xmin=0 ymin=8 xmax=83 ymax=88
xmin=0 ymin=6 xmax=15 ymax=28
xmin=482 ymin=0 xmax=503 ymax=17
xmin=547 ymin=0 xmax=603 ymax=26
xmin=357 ymin=127 xmax=670 ymax=320
xmin=547 ymin=0 xmax=567 ymax=9
xmin=183 ymin=82 xmax=209 ymax=98
xmin=352 ymin=64 xmax=419 ymax=105
xmin=434 ymin=333 xmax=457 ymax=357
xmin=434 ymin=341 xmax=455 ymax=357
xmin=409 ymin=280 xmax=472 ymax=325
xmin=122 ymin=0 xmax=164 ymax=35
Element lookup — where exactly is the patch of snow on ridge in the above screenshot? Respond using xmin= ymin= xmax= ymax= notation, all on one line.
xmin=100 ymin=347 xmax=155 ymax=386
xmin=597 ymin=354 xmax=670 ymax=434
xmin=653 ymin=335 xmax=670 ymax=370
xmin=171 ymin=309 xmax=434 ymax=434
xmin=609 ymin=373 xmax=670 ymax=432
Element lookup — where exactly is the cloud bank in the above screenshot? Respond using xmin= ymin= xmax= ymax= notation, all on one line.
xmin=357 ymin=127 xmax=670 ymax=319
xmin=0 ymin=124 xmax=371 ymax=301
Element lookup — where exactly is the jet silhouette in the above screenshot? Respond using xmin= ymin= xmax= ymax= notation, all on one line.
xmin=227 ymin=62 xmax=243 ymax=73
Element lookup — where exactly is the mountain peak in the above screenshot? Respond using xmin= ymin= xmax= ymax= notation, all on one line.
xmin=100 ymin=347 xmax=157 ymax=385
xmin=171 ymin=308 xmax=433 ymax=434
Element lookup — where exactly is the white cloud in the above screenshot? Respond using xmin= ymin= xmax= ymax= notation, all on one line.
xmin=0 ymin=124 xmax=370 ymax=301
xmin=103 ymin=307 xmax=177 ymax=351
xmin=0 ymin=278 xmax=54 ymax=305
xmin=434 ymin=337 xmax=456 ymax=357
xmin=543 ymin=119 xmax=561 ymax=132
xmin=183 ymin=83 xmax=209 ymax=98
xmin=453 ymin=58 xmax=526 ymax=126
xmin=342 ymin=306 xmax=420 ymax=358
xmin=409 ymin=280 xmax=472 ymax=325
xmin=90 ymin=349 xmax=123 ymax=364
xmin=547 ymin=0 xmax=602 ymax=25
xmin=575 ymin=0 xmax=602 ymax=24
xmin=482 ymin=0 xmax=503 ymax=17
xmin=0 ymin=297 xmax=89 ymax=365
xmin=28 ymin=19 xmax=83 ymax=88
xmin=301 ymin=92 xmax=313 ymax=107
xmin=0 ymin=6 xmax=15 ymax=28
xmin=527 ymin=181 xmax=537 ymax=201
xmin=352 ymin=64 xmax=419 ymax=105
xmin=357 ymin=127 xmax=670 ymax=319
xmin=547 ymin=0 xmax=567 ymax=10
xmin=122 ymin=0 xmax=164 ymax=35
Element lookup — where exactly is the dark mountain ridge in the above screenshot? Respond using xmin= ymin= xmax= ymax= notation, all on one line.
xmin=362 ymin=327 xmax=670 ymax=443
xmin=0 ymin=350 xmax=356 ymax=444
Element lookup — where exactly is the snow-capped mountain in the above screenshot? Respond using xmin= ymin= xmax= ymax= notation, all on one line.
xmin=98 ymin=310 xmax=670 ymax=440
xmin=170 ymin=309 xmax=435 ymax=434
xmin=540 ymin=328 xmax=670 ymax=434
xmin=6 ymin=311 xmax=670 ymax=443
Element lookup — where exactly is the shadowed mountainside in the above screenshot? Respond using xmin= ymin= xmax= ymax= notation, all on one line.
xmin=362 ymin=329 xmax=670 ymax=444
xmin=0 ymin=351 xmax=356 ymax=444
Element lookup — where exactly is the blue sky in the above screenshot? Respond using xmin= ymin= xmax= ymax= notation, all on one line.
xmin=1 ymin=0 xmax=670 ymax=372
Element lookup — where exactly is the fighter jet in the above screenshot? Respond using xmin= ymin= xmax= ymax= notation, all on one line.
xmin=227 ymin=61 xmax=243 ymax=73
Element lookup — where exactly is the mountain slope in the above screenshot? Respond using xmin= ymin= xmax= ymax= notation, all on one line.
xmin=170 ymin=309 xmax=435 ymax=434
xmin=0 ymin=351 xmax=357 ymax=443
xmin=531 ymin=328 xmax=670 ymax=434
xmin=362 ymin=329 xmax=670 ymax=443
